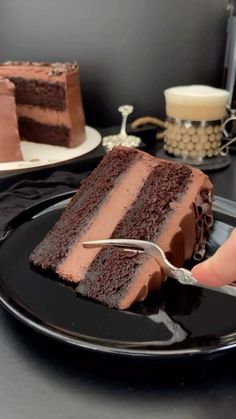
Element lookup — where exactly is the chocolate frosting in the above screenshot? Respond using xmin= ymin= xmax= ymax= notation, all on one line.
xmin=1 ymin=61 xmax=78 ymax=76
xmin=0 ymin=77 xmax=22 ymax=162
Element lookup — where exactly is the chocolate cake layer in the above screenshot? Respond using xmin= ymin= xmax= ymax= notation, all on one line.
xmin=30 ymin=147 xmax=139 ymax=270
xmin=9 ymin=77 xmax=66 ymax=110
xmin=77 ymin=163 xmax=192 ymax=308
xmin=19 ymin=117 xmax=70 ymax=146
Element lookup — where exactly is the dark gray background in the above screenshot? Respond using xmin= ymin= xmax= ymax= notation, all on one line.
xmin=0 ymin=0 xmax=227 ymax=127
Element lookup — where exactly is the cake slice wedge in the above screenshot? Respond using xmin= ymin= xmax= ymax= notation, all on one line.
xmin=30 ymin=147 xmax=213 ymax=309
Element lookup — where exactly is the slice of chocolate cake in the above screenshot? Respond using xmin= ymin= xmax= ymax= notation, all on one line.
xmin=0 ymin=77 xmax=23 ymax=162
xmin=0 ymin=61 xmax=85 ymax=147
xmin=30 ymin=147 xmax=213 ymax=309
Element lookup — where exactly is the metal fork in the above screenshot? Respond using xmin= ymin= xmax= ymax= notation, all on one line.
xmin=83 ymin=239 xmax=236 ymax=298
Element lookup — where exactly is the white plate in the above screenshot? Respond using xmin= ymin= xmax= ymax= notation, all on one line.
xmin=0 ymin=126 xmax=101 ymax=173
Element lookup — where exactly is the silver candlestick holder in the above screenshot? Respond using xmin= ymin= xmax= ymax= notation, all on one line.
xmin=102 ymin=105 xmax=142 ymax=150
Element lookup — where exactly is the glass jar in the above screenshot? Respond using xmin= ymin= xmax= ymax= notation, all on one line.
xmin=164 ymin=85 xmax=229 ymax=162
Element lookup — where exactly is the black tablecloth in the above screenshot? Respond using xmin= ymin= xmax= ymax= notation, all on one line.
xmin=0 ymin=171 xmax=88 ymax=230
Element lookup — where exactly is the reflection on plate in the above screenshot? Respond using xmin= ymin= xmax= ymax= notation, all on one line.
xmin=0 ymin=191 xmax=236 ymax=360
xmin=0 ymin=126 xmax=101 ymax=173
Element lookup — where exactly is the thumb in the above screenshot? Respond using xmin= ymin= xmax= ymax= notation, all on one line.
xmin=192 ymin=228 xmax=236 ymax=286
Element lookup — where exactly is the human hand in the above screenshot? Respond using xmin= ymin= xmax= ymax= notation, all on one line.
xmin=192 ymin=228 xmax=236 ymax=286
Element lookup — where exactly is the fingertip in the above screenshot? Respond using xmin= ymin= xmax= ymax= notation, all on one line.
xmin=192 ymin=256 xmax=233 ymax=286
xmin=191 ymin=228 xmax=236 ymax=287
xmin=192 ymin=261 xmax=211 ymax=284
xmin=192 ymin=258 xmax=224 ymax=286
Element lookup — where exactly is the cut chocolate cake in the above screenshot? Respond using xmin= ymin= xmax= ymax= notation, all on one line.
xmin=0 ymin=77 xmax=22 ymax=162
xmin=30 ymin=147 xmax=213 ymax=309
xmin=0 ymin=61 xmax=85 ymax=147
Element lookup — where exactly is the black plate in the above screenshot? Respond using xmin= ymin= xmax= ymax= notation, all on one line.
xmin=0 ymin=191 xmax=236 ymax=360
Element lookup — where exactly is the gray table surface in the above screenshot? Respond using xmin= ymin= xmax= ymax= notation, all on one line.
xmin=1 ymin=147 xmax=236 ymax=419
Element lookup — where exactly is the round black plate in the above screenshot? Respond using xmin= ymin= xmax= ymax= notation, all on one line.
xmin=0 ymin=192 xmax=236 ymax=360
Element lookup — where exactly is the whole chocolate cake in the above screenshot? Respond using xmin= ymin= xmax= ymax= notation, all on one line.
xmin=0 ymin=77 xmax=22 ymax=162
xmin=0 ymin=61 xmax=85 ymax=148
xmin=30 ymin=147 xmax=213 ymax=309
